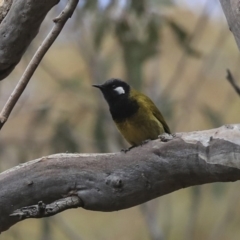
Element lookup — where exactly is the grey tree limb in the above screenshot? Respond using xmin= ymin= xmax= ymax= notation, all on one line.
xmin=1 ymin=124 xmax=240 ymax=233
xmin=219 ymin=0 xmax=240 ymax=50
xmin=0 ymin=0 xmax=79 ymax=130
xmin=0 ymin=0 xmax=60 ymax=80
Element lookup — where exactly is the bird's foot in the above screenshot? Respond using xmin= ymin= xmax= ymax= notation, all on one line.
xmin=158 ymin=133 xmax=175 ymax=142
xmin=121 ymin=139 xmax=151 ymax=153
xmin=121 ymin=145 xmax=136 ymax=153
xmin=140 ymin=139 xmax=151 ymax=146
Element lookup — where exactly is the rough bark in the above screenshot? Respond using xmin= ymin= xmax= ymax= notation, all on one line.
xmin=219 ymin=0 xmax=240 ymax=50
xmin=0 ymin=0 xmax=60 ymax=80
xmin=0 ymin=0 xmax=79 ymax=130
xmin=0 ymin=0 xmax=13 ymax=23
xmin=1 ymin=125 xmax=240 ymax=233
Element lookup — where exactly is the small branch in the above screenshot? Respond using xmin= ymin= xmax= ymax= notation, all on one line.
xmin=1 ymin=125 xmax=240 ymax=233
xmin=10 ymin=196 xmax=82 ymax=220
xmin=0 ymin=0 xmax=79 ymax=130
xmin=226 ymin=69 xmax=240 ymax=96
xmin=0 ymin=0 xmax=59 ymax=79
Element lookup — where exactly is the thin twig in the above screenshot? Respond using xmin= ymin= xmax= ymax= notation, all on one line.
xmin=0 ymin=0 xmax=79 ymax=130
xmin=226 ymin=69 xmax=240 ymax=96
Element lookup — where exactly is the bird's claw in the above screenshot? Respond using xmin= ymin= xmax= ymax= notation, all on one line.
xmin=141 ymin=139 xmax=151 ymax=146
xmin=158 ymin=133 xmax=175 ymax=142
xmin=121 ymin=139 xmax=154 ymax=153
xmin=121 ymin=145 xmax=136 ymax=153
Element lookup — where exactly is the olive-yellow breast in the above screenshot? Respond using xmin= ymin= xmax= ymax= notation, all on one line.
xmin=93 ymin=79 xmax=170 ymax=146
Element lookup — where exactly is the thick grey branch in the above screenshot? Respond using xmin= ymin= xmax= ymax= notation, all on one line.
xmin=219 ymin=0 xmax=240 ymax=50
xmin=0 ymin=0 xmax=79 ymax=130
xmin=0 ymin=0 xmax=59 ymax=80
xmin=1 ymin=124 xmax=240 ymax=233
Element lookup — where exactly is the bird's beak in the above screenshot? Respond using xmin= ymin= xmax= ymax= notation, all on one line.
xmin=92 ymin=84 xmax=103 ymax=89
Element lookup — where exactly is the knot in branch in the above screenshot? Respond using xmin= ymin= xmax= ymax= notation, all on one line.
xmin=106 ymin=175 xmax=123 ymax=189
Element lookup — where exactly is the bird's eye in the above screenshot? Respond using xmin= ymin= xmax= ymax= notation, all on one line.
xmin=112 ymin=85 xmax=116 ymax=89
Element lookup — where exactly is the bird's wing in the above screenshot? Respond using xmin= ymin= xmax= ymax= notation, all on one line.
xmin=134 ymin=90 xmax=171 ymax=134
xmin=151 ymin=102 xmax=171 ymax=134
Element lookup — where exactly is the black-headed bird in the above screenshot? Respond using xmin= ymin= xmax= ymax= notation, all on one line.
xmin=93 ymin=79 xmax=170 ymax=147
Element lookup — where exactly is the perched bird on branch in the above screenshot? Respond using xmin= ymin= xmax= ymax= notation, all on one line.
xmin=93 ymin=79 xmax=170 ymax=147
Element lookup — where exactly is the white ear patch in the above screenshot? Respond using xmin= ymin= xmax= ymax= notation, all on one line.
xmin=114 ymin=86 xmax=125 ymax=95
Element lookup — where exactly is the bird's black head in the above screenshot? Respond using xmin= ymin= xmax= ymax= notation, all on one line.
xmin=92 ymin=78 xmax=130 ymax=105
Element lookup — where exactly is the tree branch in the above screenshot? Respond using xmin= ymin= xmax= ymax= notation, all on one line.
xmin=0 ymin=0 xmax=79 ymax=130
xmin=219 ymin=0 xmax=240 ymax=50
xmin=226 ymin=69 xmax=240 ymax=96
xmin=0 ymin=0 xmax=13 ymax=23
xmin=0 ymin=0 xmax=60 ymax=80
xmin=1 ymin=124 xmax=240 ymax=233
xmin=10 ymin=196 xmax=82 ymax=219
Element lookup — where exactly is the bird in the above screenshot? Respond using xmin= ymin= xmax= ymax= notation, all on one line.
xmin=92 ymin=78 xmax=170 ymax=148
